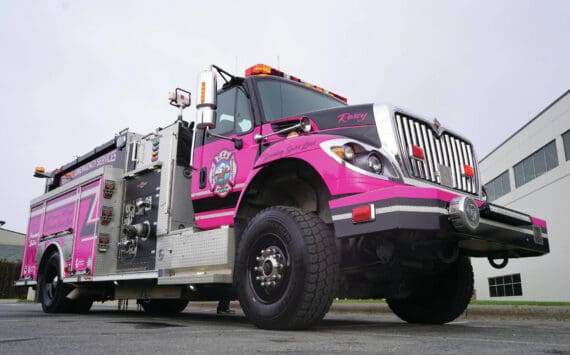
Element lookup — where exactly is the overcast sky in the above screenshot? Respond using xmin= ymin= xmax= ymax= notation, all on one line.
xmin=1 ymin=0 xmax=569 ymax=233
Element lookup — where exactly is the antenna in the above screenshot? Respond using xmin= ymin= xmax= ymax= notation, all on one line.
xmin=277 ymin=55 xmax=280 ymax=69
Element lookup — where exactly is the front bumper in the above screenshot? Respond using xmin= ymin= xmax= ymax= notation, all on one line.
xmin=330 ymin=185 xmax=549 ymax=258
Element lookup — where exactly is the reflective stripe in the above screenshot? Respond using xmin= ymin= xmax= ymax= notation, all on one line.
xmin=332 ymin=205 xmax=448 ymax=222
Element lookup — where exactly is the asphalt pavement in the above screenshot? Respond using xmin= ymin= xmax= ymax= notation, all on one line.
xmin=1 ymin=301 xmax=569 ymax=354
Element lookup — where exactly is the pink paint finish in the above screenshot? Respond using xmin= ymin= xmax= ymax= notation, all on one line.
xmin=20 ymin=205 xmax=43 ymax=279
xmin=329 ymin=184 xmax=462 ymax=209
xmin=43 ymin=190 xmax=77 ymax=236
xmin=71 ymin=179 xmax=103 ymax=274
xmin=531 ymin=217 xmax=547 ymax=229
xmin=194 ymin=208 xmax=235 ymax=230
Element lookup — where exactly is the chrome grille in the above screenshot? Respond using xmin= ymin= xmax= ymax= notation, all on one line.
xmin=395 ymin=113 xmax=478 ymax=194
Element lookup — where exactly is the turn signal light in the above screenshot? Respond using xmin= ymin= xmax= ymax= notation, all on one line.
xmin=352 ymin=204 xmax=375 ymax=223
xmin=463 ymin=164 xmax=474 ymax=178
xmin=411 ymin=145 xmax=425 ymax=160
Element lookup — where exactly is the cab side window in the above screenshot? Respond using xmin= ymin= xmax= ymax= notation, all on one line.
xmin=236 ymin=89 xmax=253 ymax=134
xmin=210 ymin=88 xmax=236 ymax=136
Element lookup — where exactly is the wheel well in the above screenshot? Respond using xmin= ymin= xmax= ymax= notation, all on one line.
xmin=38 ymin=244 xmax=62 ymax=278
xmin=235 ymin=159 xmax=332 ymax=234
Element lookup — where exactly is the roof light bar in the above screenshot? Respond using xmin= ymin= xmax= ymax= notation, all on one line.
xmin=244 ymin=63 xmax=348 ymax=104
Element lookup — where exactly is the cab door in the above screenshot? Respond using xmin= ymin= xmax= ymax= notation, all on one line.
xmin=191 ymin=86 xmax=259 ymax=230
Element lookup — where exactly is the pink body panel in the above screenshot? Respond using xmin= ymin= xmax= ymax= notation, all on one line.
xmin=71 ymin=179 xmax=102 ymax=273
xmin=191 ymin=127 xmax=261 ymax=229
xmin=20 ymin=205 xmax=43 ymax=279
xmin=21 ymin=175 xmax=104 ymax=280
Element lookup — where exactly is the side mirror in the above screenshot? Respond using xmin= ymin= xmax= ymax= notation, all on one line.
xmin=196 ymin=67 xmax=218 ymax=129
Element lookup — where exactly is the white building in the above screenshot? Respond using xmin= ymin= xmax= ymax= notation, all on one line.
xmin=0 ymin=227 xmax=24 ymax=262
xmin=473 ymin=90 xmax=570 ymax=301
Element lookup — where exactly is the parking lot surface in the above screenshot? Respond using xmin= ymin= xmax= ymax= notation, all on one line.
xmin=1 ymin=302 xmax=569 ymax=354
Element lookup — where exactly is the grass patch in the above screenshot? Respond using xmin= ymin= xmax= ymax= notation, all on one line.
xmin=17 ymin=298 xmax=34 ymax=303
xmin=334 ymin=299 xmax=386 ymax=304
xmin=333 ymin=299 xmax=570 ymax=307
xmin=470 ymin=300 xmax=570 ymax=307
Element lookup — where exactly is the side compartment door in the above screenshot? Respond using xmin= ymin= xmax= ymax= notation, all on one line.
xmin=192 ymin=87 xmax=258 ymax=229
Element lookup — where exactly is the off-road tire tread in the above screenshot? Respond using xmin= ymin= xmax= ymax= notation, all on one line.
xmin=236 ymin=206 xmax=338 ymax=330
xmin=386 ymin=257 xmax=474 ymax=324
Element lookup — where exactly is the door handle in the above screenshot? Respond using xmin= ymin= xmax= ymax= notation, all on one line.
xmin=199 ymin=167 xmax=207 ymax=189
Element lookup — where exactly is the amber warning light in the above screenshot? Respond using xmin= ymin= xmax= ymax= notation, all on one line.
xmin=34 ymin=166 xmax=50 ymax=178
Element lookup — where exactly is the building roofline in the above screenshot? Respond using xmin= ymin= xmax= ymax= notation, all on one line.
xmin=480 ymin=89 xmax=570 ymax=162
xmin=0 ymin=228 xmax=25 ymax=236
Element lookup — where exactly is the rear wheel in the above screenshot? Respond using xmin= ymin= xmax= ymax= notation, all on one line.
xmin=235 ymin=206 xmax=338 ymax=330
xmin=138 ymin=299 xmax=189 ymax=314
xmin=386 ymin=257 xmax=473 ymax=324
xmin=40 ymin=252 xmax=73 ymax=313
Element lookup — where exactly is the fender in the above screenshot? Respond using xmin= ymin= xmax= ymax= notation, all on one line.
xmin=235 ymin=135 xmax=338 ymax=214
xmin=36 ymin=240 xmax=66 ymax=281
xmin=235 ymin=134 xmax=399 ymax=219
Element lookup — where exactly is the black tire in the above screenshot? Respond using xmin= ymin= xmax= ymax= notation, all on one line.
xmin=70 ymin=297 xmax=94 ymax=313
xmin=40 ymin=252 xmax=74 ymax=313
xmin=235 ymin=206 xmax=338 ymax=330
xmin=139 ymin=299 xmax=189 ymax=314
xmin=386 ymin=257 xmax=474 ymax=324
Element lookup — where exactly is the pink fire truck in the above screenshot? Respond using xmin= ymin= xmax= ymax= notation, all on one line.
xmin=17 ymin=64 xmax=550 ymax=329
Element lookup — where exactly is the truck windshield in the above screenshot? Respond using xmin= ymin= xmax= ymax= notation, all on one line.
xmin=256 ymin=79 xmax=345 ymax=122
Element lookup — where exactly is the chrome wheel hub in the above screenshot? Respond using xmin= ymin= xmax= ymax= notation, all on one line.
xmin=253 ymin=247 xmax=285 ymax=288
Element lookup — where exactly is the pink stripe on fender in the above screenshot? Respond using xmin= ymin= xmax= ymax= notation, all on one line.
xmin=531 ymin=217 xmax=547 ymax=229
xmin=329 ymin=184 xmax=477 ymax=209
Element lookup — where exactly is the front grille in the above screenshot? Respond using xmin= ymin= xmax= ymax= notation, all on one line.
xmin=395 ymin=113 xmax=478 ymax=194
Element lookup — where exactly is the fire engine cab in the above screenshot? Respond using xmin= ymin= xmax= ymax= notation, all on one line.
xmin=17 ymin=64 xmax=550 ymax=329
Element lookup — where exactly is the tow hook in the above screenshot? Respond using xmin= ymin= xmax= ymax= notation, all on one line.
xmin=488 ymin=256 xmax=509 ymax=269
xmin=448 ymin=196 xmax=480 ymax=233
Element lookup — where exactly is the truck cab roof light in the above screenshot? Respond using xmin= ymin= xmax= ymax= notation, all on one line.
xmin=245 ymin=64 xmax=284 ymax=77
xmin=244 ymin=63 xmax=348 ymax=104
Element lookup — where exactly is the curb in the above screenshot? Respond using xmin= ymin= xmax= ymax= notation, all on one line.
xmin=188 ymin=301 xmax=570 ymax=322
xmin=4 ymin=299 xmax=569 ymax=322
xmin=330 ymin=303 xmax=570 ymax=322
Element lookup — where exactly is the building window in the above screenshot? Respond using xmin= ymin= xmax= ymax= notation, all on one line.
xmin=484 ymin=170 xmax=510 ymax=201
xmin=563 ymin=130 xmax=570 ymax=161
xmin=489 ymin=274 xmax=523 ymax=297
xmin=513 ymin=140 xmax=558 ymax=187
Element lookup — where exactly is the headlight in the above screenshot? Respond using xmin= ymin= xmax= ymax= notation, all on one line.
xmin=368 ymin=153 xmax=382 ymax=174
xmin=343 ymin=144 xmax=355 ymax=160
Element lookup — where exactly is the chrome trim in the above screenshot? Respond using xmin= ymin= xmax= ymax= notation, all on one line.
xmin=488 ymin=205 xmax=532 ymax=223
xmin=392 ymin=111 xmax=479 ymax=195
xmin=63 ymin=271 xmax=159 ymax=283
xmin=319 ymin=138 xmax=403 ymax=181
xmin=332 ymin=205 xmax=449 ymax=222
xmin=15 ymin=280 xmax=37 ymax=287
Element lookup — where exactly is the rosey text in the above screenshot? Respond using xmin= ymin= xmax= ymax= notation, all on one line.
xmin=337 ymin=112 xmax=368 ymax=124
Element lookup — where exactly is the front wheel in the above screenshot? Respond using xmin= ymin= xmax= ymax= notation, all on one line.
xmin=386 ymin=257 xmax=474 ymax=324
xmin=235 ymin=206 xmax=338 ymax=330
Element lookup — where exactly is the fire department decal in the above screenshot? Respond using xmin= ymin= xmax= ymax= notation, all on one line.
xmin=209 ymin=150 xmax=237 ymax=197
